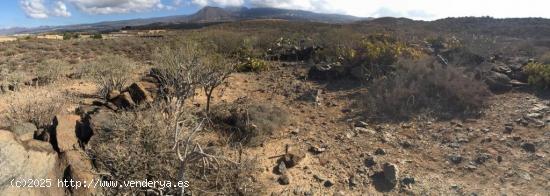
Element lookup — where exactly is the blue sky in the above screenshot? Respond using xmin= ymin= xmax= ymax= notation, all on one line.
xmin=2 ymin=0 xmax=550 ymax=28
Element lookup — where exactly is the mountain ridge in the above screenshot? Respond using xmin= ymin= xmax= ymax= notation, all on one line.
xmin=0 ymin=6 xmax=364 ymax=35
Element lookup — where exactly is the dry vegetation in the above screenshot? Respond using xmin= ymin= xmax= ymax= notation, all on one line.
xmin=1 ymin=18 xmax=549 ymax=195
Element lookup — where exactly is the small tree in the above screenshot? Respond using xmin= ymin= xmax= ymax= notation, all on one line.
xmin=152 ymin=44 xmax=204 ymax=100
xmin=199 ymin=55 xmax=234 ymax=113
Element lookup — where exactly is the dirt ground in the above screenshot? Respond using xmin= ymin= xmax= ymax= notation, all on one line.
xmin=1 ymin=62 xmax=548 ymax=195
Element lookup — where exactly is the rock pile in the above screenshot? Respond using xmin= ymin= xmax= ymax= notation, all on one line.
xmin=0 ymin=114 xmax=100 ymax=195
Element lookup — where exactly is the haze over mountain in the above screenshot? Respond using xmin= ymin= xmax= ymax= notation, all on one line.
xmin=0 ymin=6 xmax=364 ymax=35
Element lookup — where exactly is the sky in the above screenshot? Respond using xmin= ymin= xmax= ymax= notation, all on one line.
xmin=1 ymin=0 xmax=550 ymax=28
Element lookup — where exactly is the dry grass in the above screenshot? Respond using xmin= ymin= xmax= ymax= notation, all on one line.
xmin=79 ymin=55 xmax=137 ymax=98
xmin=2 ymin=86 xmax=73 ymax=128
xmin=36 ymin=59 xmax=71 ymax=85
xmin=363 ymin=58 xmax=491 ymax=121
xmin=212 ymin=101 xmax=289 ymax=147
xmin=87 ymin=100 xmax=263 ymax=195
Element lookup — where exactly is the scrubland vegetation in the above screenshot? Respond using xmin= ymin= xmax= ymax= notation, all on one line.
xmin=1 ymin=18 xmax=549 ymax=195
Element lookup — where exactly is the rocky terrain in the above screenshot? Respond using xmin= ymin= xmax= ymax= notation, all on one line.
xmin=0 ymin=18 xmax=549 ymax=195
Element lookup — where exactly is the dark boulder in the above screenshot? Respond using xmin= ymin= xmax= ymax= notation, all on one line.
xmin=485 ymin=71 xmax=512 ymax=91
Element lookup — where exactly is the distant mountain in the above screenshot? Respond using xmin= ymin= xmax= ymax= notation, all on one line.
xmin=0 ymin=6 xmax=364 ymax=35
xmin=236 ymin=7 xmax=362 ymax=23
xmin=187 ymin=6 xmax=235 ymax=22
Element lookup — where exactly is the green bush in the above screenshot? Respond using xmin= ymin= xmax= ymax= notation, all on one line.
xmin=524 ymin=62 xmax=550 ymax=89
xmin=91 ymin=33 xmax=103 ymax=39
xmin=236 ymin=57 xmax=268 ymax=72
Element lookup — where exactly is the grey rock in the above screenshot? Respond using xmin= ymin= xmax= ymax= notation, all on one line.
xmin=0 ymin=131 xmax=64 ymax=195
xmin=521 ymin=142 xmax=536 ymax=153
xmin=278 ymin=174 xmax=290 ymax=185
xmin=277 ymin=161 xmax=287 ymax=174
xmin=504 ymin=126 xmax=513 ymax=134
xmin=364 ymin=156 xmax=377 ymax=167
xmin=401 ymin=177 xmax=415 ymax=186
xmin=355 ymin=127 xmax=376 ymax=135
xmin=374 ymin=148 xmax=386 ymax=155
xmin=8 ymin=122 xmax=37 ymax=136
xmin=475 ymin=153 xmax=491 ymax=164
xmin=383 ymin=163 xmax=399 ymax=187
xmin=485 ymin=71 xmax=512 ymax=91
xmin=449 ymin=154 xmax=463 ymax=164
xmin=314 ymin=174 xmax=325 ymax=182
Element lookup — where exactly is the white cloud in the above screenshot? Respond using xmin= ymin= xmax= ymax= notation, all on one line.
xmin=52 ymin=1 xmax=71 ymax=17
xmin=189 ymin=0 xmax=550 ymax=20
xmin=18 ymin=0 xmax=550 ymax=20
xmin=191 ymin=0 xmax=244 ymax=7
xmin=20 ymin=0 xmax=50 ymax=19
xmin=66 ymin=0 xmax=164 ymax=14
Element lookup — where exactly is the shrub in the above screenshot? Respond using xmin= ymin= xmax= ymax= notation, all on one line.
xmin=81 ymin=55 xmax=136 ymax=98
xmin=151 ymin=45 xmax=204 ymax=99
xmin=236 ymin=57 xmax=268 ymax=72
xmin=212 ymin=101 xmax=289 ymax=146
xmin=338 ymin=34 xmax=421 ymax=81
xmin=88 ymin=101 xmax=263 ymax=195
xmin=198 ymin=55 xmax=234 ymax=113
xmin=538 ymin=51 xmax=550 ymax=64
xmin=36 ymin=59 xmax=70 ymax=85
xmin=4 ymin=88 xmax=70 ymax=128
xmin=91 ymin=33 xmax=103 ymax=39
xmin=524 ymin=62 xmax=550 ymax=89
xmin=364 ymin=58 xmax=491 ymax=120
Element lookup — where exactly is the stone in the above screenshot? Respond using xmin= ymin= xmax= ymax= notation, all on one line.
xmin=323 ymin=180 xmax=334 ymax=187
xmin=355 ymin=127 xmax=376 ymax=135
xmin=308 ymin=63 xmax=349 ymax=81
xmin=112 ymin=92 xmax=136 ymax=108
xmin=105 ymin=102 xmax=119 ymax=111
xmin=309 ymin=145 xmax=327 ymax=154
xmin=8 ymin=122 xmax=37 ymax=136
xmin=348 ymin=175 xmax=358 ymax=187
xmin=278 ymin=174 xmax=290 ymax=185
xmin=504 ymin=126 xmax=513 ymax=134
xmin=107 ymin=90 xmax=121 ymax=100
xmin=0 ymin=131 xmax=65 ymax=196
xmin=35 ymin=128 xmax=50 ymax=142
xmin=60 ymin=150 xmax=98 ymax=195
xmin=128 ymin=82 xmax=154 ymax=104
xmin=401 ymin=177 xmax=415 ymax=186
xmin=355 ymin=121 xmax=369 ymax=128
xmin=79 ymin=99 xmax=95 ymax=106
xmin=374 ymin=148 xmax=386 ymax=155
xmin=383 ymin=163 xmax=399 ymax=188
xmin=521 ymin=142 xmax=536 ymax=153
xmin=364 ymin=156 xmax=377 ymax=167
xmin=526 ymin=113 xmax=543 ymax=119
xmin=449 ymin=154 xmax=463 ymax=164
xmin=485 ymin=71 xmax=512 ymax=91
xmin=475 ymin=153 xmax=491 ymax=164
xmin=87 ymin=109 xmax=117 ymax=134
xmin=313 ymin=174 xmax=326 ymax=182
xmin=51 ymin=115 xmax=81 ymax=152
xmin=76 ymin=105 xmax=102 ymax=115
xmin=282 ymin=149 xmax=305 ymax=168
xmin=18 ymin=132 xmax=35 ymax=141
xmin=276 ymin=161 xmax=287 ymax=174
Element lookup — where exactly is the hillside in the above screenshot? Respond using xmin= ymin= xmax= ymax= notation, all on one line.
xmin=0 ymin=6 xmax=363 ymax=35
